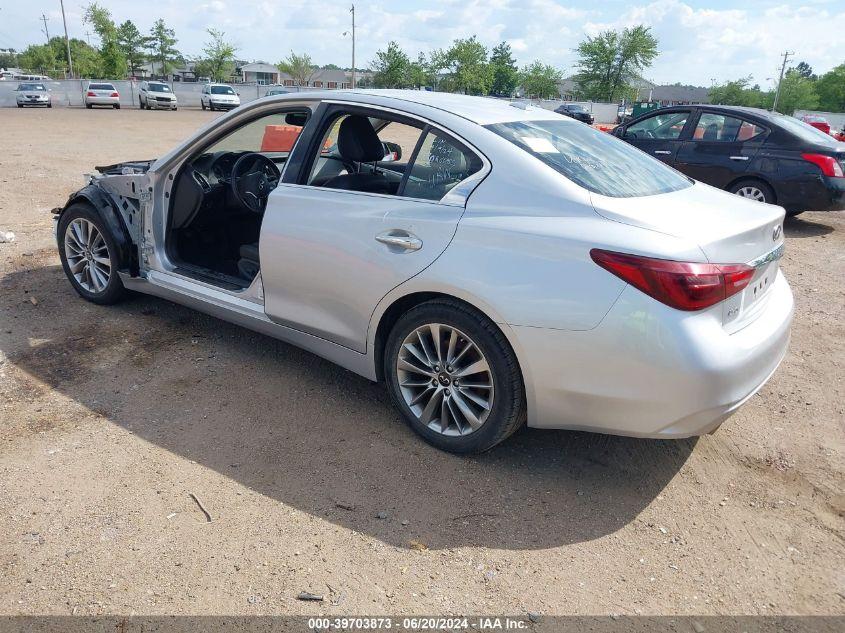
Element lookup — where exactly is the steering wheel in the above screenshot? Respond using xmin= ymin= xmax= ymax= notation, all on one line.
xmin=230 ymin=153 xmax=281 ymax=213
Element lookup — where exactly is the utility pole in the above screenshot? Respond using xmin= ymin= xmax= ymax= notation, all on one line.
xmin=350 ymin=4 xmax=356 ymax=89
xmin=771 ymin=50 xmax=793 ymax=113
xmin=40 ymin=14 xmax=50 ymax=43
xmin=59 ymin=0 xmax=73 ymax=78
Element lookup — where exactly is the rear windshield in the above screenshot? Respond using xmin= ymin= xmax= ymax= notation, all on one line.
xmin=487 ymin=119 xmax=692 ymax=198
xmin=778 ymin=115 xmax=840 ymax=147
xmin=89 ymin=83 xmax=114 ymax=90
xmin=211 ymin=85 xmax=235 ymax=95
xmin=149 ymin=83 xmax=171 ymax=92
xmin=19 ymin=83 xmax=46 ymax=91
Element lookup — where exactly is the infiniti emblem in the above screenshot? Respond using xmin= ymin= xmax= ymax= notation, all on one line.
xmin=772 ymin=225 xmax=782 ymax=241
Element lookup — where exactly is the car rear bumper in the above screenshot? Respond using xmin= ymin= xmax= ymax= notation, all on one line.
xmin=776 ymin=175 xmax=845 ymax=212
xmin=513 ymin=270 xmax=793 ymax=437
xmin=86 ymin=97 xmax=119 ymax=106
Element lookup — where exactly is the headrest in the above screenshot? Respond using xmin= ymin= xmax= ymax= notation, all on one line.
xmin=337 ymin=115 xmax=384 ymax=163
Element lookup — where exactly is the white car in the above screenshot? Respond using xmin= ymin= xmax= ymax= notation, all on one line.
xmin=139 ymin=81 xmax=177 ymax=110
xmin=84 ymin=83 xmax=120 ymax=109
xmin=52 ymin=90 xmax=793 ymax=453
xmin=15 ymin=82 xmax=52 ymax=107
xmin=201 ymin=83 xmax=240 ymax=111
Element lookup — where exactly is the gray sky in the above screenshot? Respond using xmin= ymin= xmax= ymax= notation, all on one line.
xmin=1 ymin=0 xmax=843 ymax=86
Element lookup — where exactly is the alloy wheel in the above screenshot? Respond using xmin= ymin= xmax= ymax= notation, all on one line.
xmin=735 ymin=186 xmax=766 ymax=202
xmin=396 ymin=323 xmax=494 ymax=437
xmin=64 ymin=218 xmax=112 ymax=293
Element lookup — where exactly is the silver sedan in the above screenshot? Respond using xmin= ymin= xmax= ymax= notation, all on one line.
xmin=52 ymin=90 xmax=793 ymax=452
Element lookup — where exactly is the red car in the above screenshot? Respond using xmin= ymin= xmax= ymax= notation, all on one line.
xmin=801 ymin=115 xmax=831 ymax=135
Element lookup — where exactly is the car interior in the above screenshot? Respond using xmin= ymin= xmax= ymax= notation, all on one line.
xmin=167 ymin=107 xmax=481 ymax=290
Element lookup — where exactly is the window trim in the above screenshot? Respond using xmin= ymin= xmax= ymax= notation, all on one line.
xmin=293 ymin=100 xmax=490 ymax=207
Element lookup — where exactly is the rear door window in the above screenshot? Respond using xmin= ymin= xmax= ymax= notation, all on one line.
xmin=693 ymin=113 xmax=765 ymax=142
xmin=403 ymin=131 xmax=483 ymax=201
xmin=488 ymin=119 xmax=692 ymax=198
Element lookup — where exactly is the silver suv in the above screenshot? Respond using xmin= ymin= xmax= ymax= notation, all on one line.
xmin=138 ymin=81 xmax=177 ymax=110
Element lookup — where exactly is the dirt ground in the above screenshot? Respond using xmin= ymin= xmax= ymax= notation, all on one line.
xmin=0 ymin=107 xmax=842 ymax=617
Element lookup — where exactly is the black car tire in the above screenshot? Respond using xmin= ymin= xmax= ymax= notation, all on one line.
xmin=47 ymin=103 xmax=52 ymax=108
xmin=86 ymin=103 xmax=92 ymax=109
xmin=114 ymin=104 xmax=120 ymax=109
xmin=17 ymin=104 xmax=23 ymax=108
xmin=384 ymin=299 xmax=526 ymax=453
xmin=729 ymin=179 xmax=776 ymax=205
xmin=58 ymin=203 xmax=127 ymax=305
xmin=201 ymin=101 xmax=206 ymax=110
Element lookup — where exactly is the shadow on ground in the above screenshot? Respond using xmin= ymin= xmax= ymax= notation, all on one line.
xmin=784 ymin=214 xmax=835 ymax=238
xmin=1 ymin=262 xmax=694 ymax=551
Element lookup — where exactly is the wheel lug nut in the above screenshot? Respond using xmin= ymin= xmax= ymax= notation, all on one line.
xmin=445 ymin=389 xmax=451 ymax=396
xmin=446 ymin=365 xmax=453 ymax=372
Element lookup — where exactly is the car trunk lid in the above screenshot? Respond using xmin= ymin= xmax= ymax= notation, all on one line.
xmin=590 ymin=182 xmax=785 ymax=330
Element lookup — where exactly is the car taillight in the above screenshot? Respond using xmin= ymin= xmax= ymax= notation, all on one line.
xmin=802 ymin=153 xmax=844 ymax=178
xmin=110 ymin=92 xmax=119 ymax=97
xmin=86 ymin=91 xmax=95 ymax=97
xmin=590 ymin=249 xmax=755 ymax=311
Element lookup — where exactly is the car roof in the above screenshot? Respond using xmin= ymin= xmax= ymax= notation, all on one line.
xmin=275 ymin=89 xmax=562 ymax=125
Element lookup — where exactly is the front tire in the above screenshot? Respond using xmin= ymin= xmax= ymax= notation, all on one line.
xmin=201 ymin=101 xmax=206 ymax=110
xmin=85 ymin=103 xmax=92 ymax=109
xmin=114 ymin=104 xmax=120 ymax=109
xmin=729 ymin=179 xmax=775 ymax=205
xmin=384 ymin=299 xmax=526 ymax=453
xmin=58 ymin=204 xmax=126 ymax=305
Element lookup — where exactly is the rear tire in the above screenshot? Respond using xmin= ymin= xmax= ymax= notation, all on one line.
xmin=47 ymin=103 xmax=52 ymax=108
xmin=384 ymin=299 xmax=526 ymax=453
xmin=58 ymin=203 xmax=126 ymax=305
xmin=201 ymin=101 xmax=206 ymax=110
xmin=729 ymin=179 xmax=775 ymax=205
xmin=114 ymin=104 xmax=120 ymax=109
xmin=85 ymin=103 xmax=92 ymax=109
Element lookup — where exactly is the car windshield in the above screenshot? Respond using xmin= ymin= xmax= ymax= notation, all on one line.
xmin=89 ymin=83 xmax=114 ymax=90
xmin=19 ymin=83 xmax=46 ymax=91
xmin=149 ymin=83 xmax=171 ymax=92
xmin=778 ymin=115 xmax=839 ymax=147
xmin=211 ymin=86 xmax=235 ymax=95
xmin=487 ymin=119 xmax=693 ymax=198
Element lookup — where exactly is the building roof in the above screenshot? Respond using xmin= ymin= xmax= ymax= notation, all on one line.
xmin=645 ymin=85 xmax=711 ymax=103
xmin=241 ymin=62 xmax=280 ymax=73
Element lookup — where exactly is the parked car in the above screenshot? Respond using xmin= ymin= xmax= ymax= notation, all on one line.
xmin=15 ymin=82 xmax=51 ymax=108
xmin=614 ymin=104 xmax=845 ymax=215
xmin=266 ymin=87 xmax=290 ymax=97
xmin=201 ymin=83 xmax=240 ymax=111
xmin=139 ymin=81 xmax=177 ymax=110
xmin=52 ymin=91 xmax=793 ymax=453
xmin=799 ymin=115 xmax=831 ymax=135
xmin=554 ymin=103 xmax=594 ymax=124
xmin=84 ymin=83 xmax=120 ymax=109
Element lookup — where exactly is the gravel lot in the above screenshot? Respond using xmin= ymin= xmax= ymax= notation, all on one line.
xmin=0 ymin=107 xmax=843 ymax=617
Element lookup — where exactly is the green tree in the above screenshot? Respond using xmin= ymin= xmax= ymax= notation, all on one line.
xmin=370 ymin=41 xmax=411 ymax=88
xmin=815 ymin=63 xmax=845 ymax=113
xmin=277 ymin=51 xmax=316 ymax=86
xmin=18 ymin=44 xmax=58 ymax=74
xmin=440 ymin=36 xmax=492 ymax=95
xmin=489 ymin=41 xmax=518 ymax=96
xmin=575 ymin=25 xmax=658 ymax=101
xmin=407 ymin=53 xmax=435 ymax=89
xmin=193 ymin=28 xmax=237 ymax=82
xmin=0 ymin=49 xmax=18 ymax=69
xmin=708 ymin=76 xmax=766 ymax=107
xmin=774 ymin=69 xmax=819 ymax=115
xmin=84 ymin=2 xmax=127 ymax=78
xmin=519 ymin=61 xmax=563 ymax=99
xmin=116 ymin=20 xmax=148 ymax=76
xmin=147 ymin=18 xmax=181 ymax=78
xmin=43 ymin=36 xmax=102 ymax=78
xmin=793 ymin=61 xmax=816 ymax=80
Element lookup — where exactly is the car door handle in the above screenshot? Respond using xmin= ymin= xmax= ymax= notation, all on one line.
xmin=654 ymin=150 xmax=672 ymax=155
xmin=730 ymin=155 xmax=750 ymax=161
xmin=375 ymin=231 xmax=422 ymax=251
